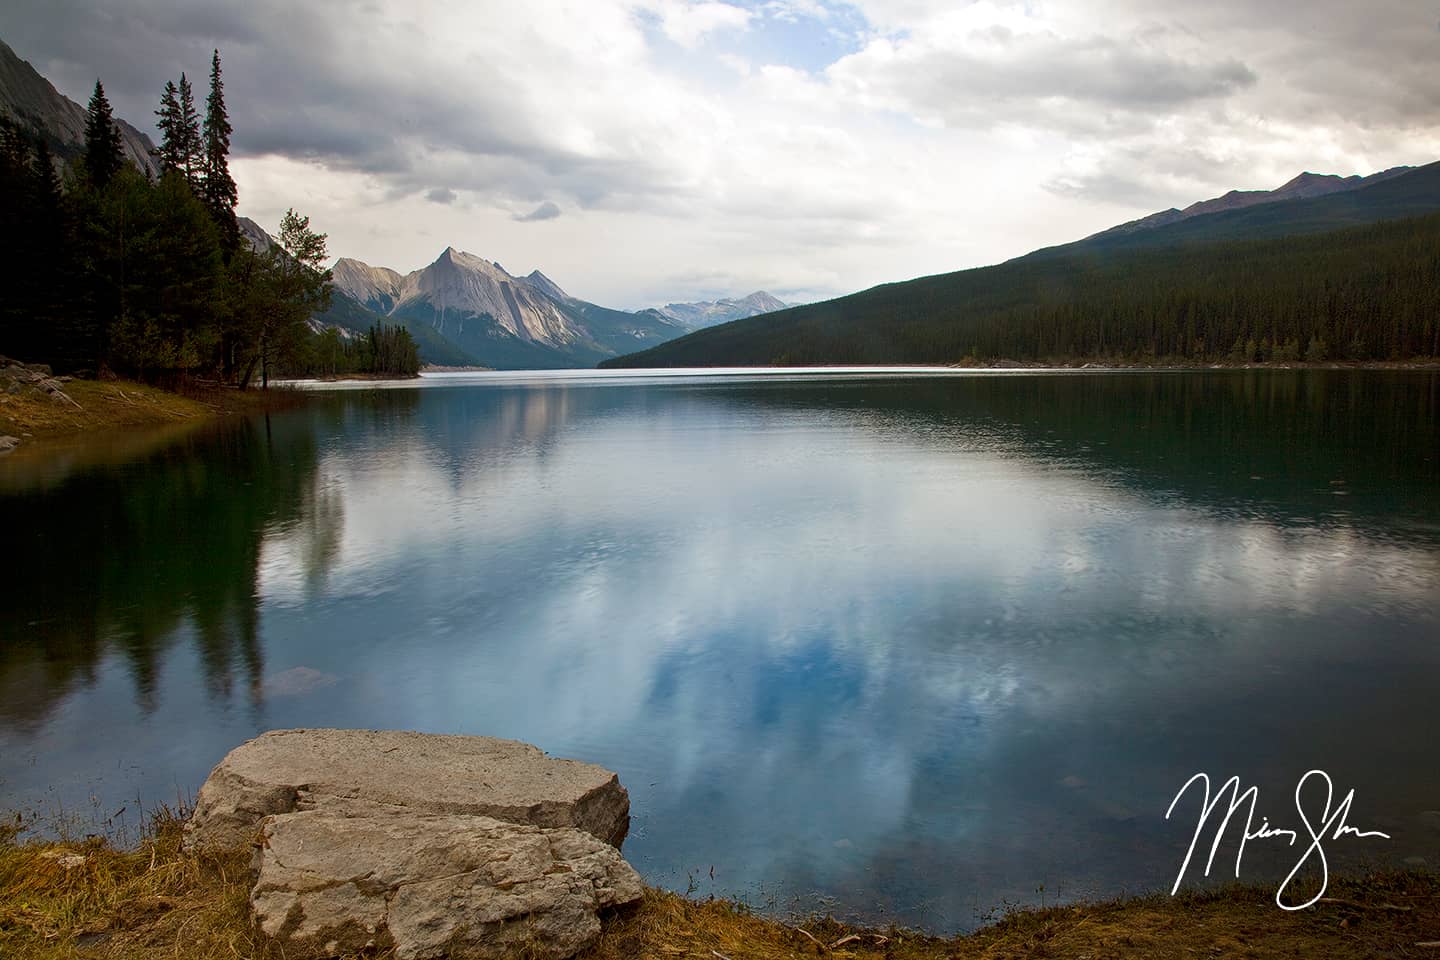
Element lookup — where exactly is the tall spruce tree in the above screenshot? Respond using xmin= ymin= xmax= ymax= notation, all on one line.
xmin=176 ymin=73 xmax=203 ymax=189
xmin=154 ymin=80 xmax=186 ymax=174
xmin=83 ymin=79 xmax=124 ymax=189
xmin=202 ymin=49 xmax=239 ymax=251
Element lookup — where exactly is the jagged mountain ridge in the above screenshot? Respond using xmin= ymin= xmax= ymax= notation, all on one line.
xmin=1086 ymin=166 xmax=1414 ymax=242
xmin=640 ymin=291 xmax=789 ymax=331
xmin=0 ymin=37 xmax=159 ymax=176
xmin=331 ymin=249 xmax=687 ymax=369
xmin=239 ymin=216 xmax=475 ymax=366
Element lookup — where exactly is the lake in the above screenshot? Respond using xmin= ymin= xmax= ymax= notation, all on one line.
xmin=2 ymin=368 xmax=1438 ymax=931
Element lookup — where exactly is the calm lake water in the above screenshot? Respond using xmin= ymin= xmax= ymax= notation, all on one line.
xmin=2 ymin=369 xmax=1438 ymax=930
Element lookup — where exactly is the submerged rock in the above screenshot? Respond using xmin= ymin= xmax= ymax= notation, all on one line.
xmin=250 ymin=808 xmax=642 ymax=960
xmin=184 ymin=729 xmax=630 ymax=851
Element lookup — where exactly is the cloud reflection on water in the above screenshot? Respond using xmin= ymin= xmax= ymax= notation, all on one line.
xmin=3 ymin=372 xmax=1437 ymax=931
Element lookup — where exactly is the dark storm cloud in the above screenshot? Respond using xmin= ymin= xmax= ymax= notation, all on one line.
xmin=513 ymin=201 xmax=561 ymax=222
xmin=0 ymin=0 xmax=687 ymax=209
xmin=1117 ymin=0 xmax=1440 ymax=130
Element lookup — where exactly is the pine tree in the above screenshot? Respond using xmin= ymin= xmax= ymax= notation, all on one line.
xmin=154 ymin=80 xmax=186 ymax=174
xmin=83 ymin=79 xmax=125 ymax=189
xmin=176 ymin=73 xmax=203 ymax=189
xmin=203 ymin=50 xmax=239 ymax=251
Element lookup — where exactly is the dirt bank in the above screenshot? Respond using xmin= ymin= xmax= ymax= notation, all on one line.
xmin=2 ymin=817 xmax=1437 ymax=960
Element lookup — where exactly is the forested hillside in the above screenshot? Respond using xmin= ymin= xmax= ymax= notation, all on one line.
xmin=604 ymin=163 xmax=1440 ymax=369
xmin=604 ymin=211 xmax=1440 ymax=367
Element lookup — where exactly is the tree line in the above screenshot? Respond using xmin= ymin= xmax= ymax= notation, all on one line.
xmin=605 ymin=211 xmax=1440 ymax=368
xmin=304 ymin=323 xmax=421 ymax=379
xmin=0 ymin=51 xmax=418 ymax=384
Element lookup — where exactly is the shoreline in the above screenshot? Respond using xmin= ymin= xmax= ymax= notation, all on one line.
xmin=302 ymin=371 xmax=424 ymax=382
xmin=0 ymin=372 xmax=311 ymax=456
xmin=946 ymin=358 xmax=1440 ymax=371
xmin=1 ymin=819 xmax=1436 ymax=959
xmin=5 ymin=359 xmax=1435 ymax=456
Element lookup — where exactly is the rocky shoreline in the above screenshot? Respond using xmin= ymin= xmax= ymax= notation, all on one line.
xmin=0 ymin=357 xmax=86 ymax=452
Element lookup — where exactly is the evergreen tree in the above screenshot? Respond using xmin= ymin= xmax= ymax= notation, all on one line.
xmin=231 ymin=208 xmax=333 ymax=389
xmin=176 ymin=72 xmax=203 ymax=189
xmin=154 ymin=80 xmax=186 ymax=174
xmin=202 ymin=50 xmax=239 ymax=251
xmin=33 ymin=139 xmax=61 ymax=207
xmin=82 ymin=79 xmax=124 ymax=189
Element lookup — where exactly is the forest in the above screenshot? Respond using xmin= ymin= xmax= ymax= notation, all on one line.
xmin=605 ymin=200 xmax=1440 ymax=368
xmin=0 ymin=52 xmax=419 ymax=383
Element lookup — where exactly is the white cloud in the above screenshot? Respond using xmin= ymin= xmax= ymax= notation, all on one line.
xmin=649 ymin=0 xmax=753 ymax=48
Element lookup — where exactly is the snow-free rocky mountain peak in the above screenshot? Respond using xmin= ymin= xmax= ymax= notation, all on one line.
xmin=0 ymin=37 xmax=159 ymax=177
xmin=330 ymin=249 xmax=688 ymax=369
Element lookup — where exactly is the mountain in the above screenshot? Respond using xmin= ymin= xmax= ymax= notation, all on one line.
xmin=331 ymin=249 xmax=687 ymax=369
xmin=640 ymin=291 xmax=789 ymax=330
xmin=237 ymin=216 xmax=276 ymax=253
xmin=239 ymin=217 xmax=476 ymax=367
xmin=1079 ymin=167 xmax=1414 ymax=245
xmin=0 ymin=37 xmax=159 ymax=176
xmin=603 ymin=161 xmax=1440 ymax=369
xmin=1036 ymin=161 xmax=1440 ymax=259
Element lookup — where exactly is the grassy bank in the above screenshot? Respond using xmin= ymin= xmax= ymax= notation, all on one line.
xmin=0 ymin=376 xmax=309 ymax=450
xmin=3 ymin=817 xmax=1437 ymax=960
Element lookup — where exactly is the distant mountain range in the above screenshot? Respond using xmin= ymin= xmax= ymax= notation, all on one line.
xmin=638 ymin=291 xmax=789 ymax=330
xmin=326 ymin=250 xmax=681 ymax=368
xmin=0 ymin=37 xmax=158 ymax=176
xmin=605 ymin=161 xmax=1440 ymax=367
xmin=328 ymin=251 xmax=798 ymax=367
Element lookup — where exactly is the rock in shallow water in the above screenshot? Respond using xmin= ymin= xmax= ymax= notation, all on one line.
xmin=183 ymin=728 xmax=630 ymax=851
xmin=251 ymin=808 xmax=642 ymax=960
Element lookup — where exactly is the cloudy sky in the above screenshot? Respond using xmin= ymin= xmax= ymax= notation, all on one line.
xmin=3 ymin=0 xmax=1437 ymax=308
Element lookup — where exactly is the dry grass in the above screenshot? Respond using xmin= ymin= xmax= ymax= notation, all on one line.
xmin=0 ymin=380 xmax=210 ymax=440
xmin=585 ymin=875 xmax=1440 ymax=960
xmin=0 ymin=377 xmax=310 ymax=451
xmin=4 ymin=816 xmax=1439 ymax=960
xmin=0 ymin=814 xmax=275 ymax=960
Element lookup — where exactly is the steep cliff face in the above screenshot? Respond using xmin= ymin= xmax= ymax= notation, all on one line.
xmin=0 ymin=38 xmax=159 ymax=176
xmin=332 ymin=257 xmax=404 ymax=313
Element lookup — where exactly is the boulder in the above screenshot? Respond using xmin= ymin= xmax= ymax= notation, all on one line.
xmin=250 ymin=808 xmax=642 ymax=960
xmin=184 ymin=729 xmax=629 ymax=851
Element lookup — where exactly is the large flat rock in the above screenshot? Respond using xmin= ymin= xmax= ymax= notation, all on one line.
xmin=251 ymin=808 xmax=642 ymax=960
xmin=183 ymin=729 xmax=629 ymax=851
